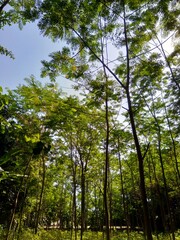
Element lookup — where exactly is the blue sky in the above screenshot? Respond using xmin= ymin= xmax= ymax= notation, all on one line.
xmin=0 ymin=22 xmax=74 ymax=93
xmin=0 ymin=20 xmax=173 ymax=95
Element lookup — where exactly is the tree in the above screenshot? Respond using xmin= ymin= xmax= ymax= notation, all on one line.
xmin=0 ymin=1 xmax=180 ymax=239
xmin=33 ymin=0 xmax=179 ymax=239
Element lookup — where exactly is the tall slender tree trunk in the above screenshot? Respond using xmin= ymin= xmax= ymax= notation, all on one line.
xmin=85 ymin=181 xmax=89 ymax=230
xmin=81 ymin=167 xmax=85 ymax=240
xmin=149 ymin=150 xmax=167 ymax=233
xmin=17 ymin=171 xmax=31 ymax=240
xmin=147 ymin=91 xmax=175 ymax=240
xmin=6 ymin=156 xmax=32 ymax=240
xmin=122 ymin=1 xmax=152 ymax=239
xmin=73 ymin=172 xmax=77 ymax=240
xmin=100 ymin=22 xmax=111 ymax=239
xmin=70 ymin=135 xmax=77 ymax=240
xmin=104 ymin=97 xmax=110 ymax=240
xmin=95 ymin=18 xmax=111 ymax=239
xmin=146 ymin=153 xmax=165 ymax=239
xmin=117 ymin=137 xmax=130 ymax=236
xmin=34 ymin=154 xmax=46 ymax=234
xmin=71 ymin=151 xmax=77 ymax=240
xmin=79 ymin=151 xmax=87 ymax=240
xmin=126 ymin=92 xmax=152 ymax=240
xmin=156 ymin=126 xmax=175 ymax=240
xmin=108 ymin=177 xmax=112 ymax=232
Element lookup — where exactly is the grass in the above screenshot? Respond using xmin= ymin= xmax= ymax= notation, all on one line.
xmin=1 ymin=228 xmax=180 ymax=240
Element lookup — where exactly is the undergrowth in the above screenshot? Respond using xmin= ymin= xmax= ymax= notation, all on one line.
xmin=0 ymin=228 xmax=180 ymax=240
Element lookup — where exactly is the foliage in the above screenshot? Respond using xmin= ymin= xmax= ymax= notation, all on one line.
xmin=0 ymin=0 xmax=180 ymax=240
xmin=1 ymin=228 xmax=180 ymax=240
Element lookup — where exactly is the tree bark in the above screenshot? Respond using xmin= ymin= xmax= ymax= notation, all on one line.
xmin=71 ymin=145 xmax=77 ymax=240
xmin=122 ymin=1 xmax=153 ymax=238
xmin=6 ymin=156 xmax=32 ymax=240
xmin=126 ymin=91 xmax=152 ymax=240
xmin=100 ymin=22 xmax=111 ymax=240
xmin=79 ymin=152 xmax=86 ymax=240
xmin=156 ymin=124 xmax=175 ymax=239
xmin=117 ymin=137 xmax=130 ymax=236
xmin=34 ymin=154 xmax=46 ymax=234
xmin=80 ymin=167 xmax=85 ymax=240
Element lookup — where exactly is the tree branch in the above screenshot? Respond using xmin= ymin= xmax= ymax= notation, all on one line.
xmin=142 ymin=142 xmax=150 ymax=160
xmin=71 ymin=27 xmax=126 ymax=90
xmin=0 ymin=0 xmax=10 ymax=13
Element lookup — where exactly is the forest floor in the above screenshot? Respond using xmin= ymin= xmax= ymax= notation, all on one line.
xmin=1 ymin=229 xmax=180 ymax=240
